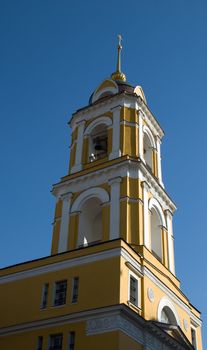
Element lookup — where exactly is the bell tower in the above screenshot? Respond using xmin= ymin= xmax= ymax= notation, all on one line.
xmin=49 ymin=36 xmax=202 ymax=349
xmin=0 ymin=36 xmax=203 ymax=350
xmin=51 ymin=35 xmax=173 ymax=272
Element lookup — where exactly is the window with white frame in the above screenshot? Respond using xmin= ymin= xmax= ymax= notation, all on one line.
xmin=53 ymin=280 xmax=67 ymax=306
xmin=128 ymin=272 xmax=139 ymax=307
xmin=40 ymin=283 xmax=49 ymax=309
xmin=49 ymin=334 xmax=63 ymax=350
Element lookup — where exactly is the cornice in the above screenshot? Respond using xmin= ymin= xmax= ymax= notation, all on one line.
xmin=52 ymin=157 xmax=176 ymax=213
xmin=0 ymin=304 xmax=193 ymax=349
xmin=69 ymin=92 xmax=164 ymax=139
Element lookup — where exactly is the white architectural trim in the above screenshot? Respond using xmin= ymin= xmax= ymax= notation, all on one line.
xmin=157 ymin=296 xmax=180 ymax=326
xmin=143 ymin=125 xmax=156 ymax=149
xmin=84 ymin=116 xmax=112 ymax=135
xmin=70 ymin=94 xmax=164 ymax=139
xmin=148 ymin=197 xmax=166 ymax=228
xmin=138 ymin=111 xmax=144 ymax=161
xmin=0 ymin=244 xmax=201 ymax=327
xmin=71 ymin=120 xmax=85 ymax=174
xmin=165 ymin=210 xmax=175 ymax=274
xmin=53 ymin=159 xmax=176 ymax=213
xmin=128 ymin=269 xmax=141 ymax=309
xmin=142 ymin=181 xmax=150 ymax=248
xmin=0 ymin=248 xmax=123 ymax=284
xmin=91 ymin=79 xmax=118 ymax=103
xmin=70 ymin=187 xmax=109 ymax=213
xmin=156 ymin=136 xmax=164 ymax=187
xmin=108 ymin=177 xmax=122 ymax=239
xmin=109 ymin=105 xmax=121 ymax=160
xmin=58 ymin=192 xmax=73 ymax=253
xmin=86 ymin=314 xmax=144 ymax=344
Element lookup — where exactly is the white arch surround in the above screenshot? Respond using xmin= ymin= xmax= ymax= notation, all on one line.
xmin=84 ymin=116 xmax=112 ymax=136
xmin=92 ymin=80 xmax=118 ymax=103
xmin=157 ymin=297 xmax=180 ymax=326
xmin=70 ymin=187 xmax=110 ymax=213
xmin=149 ymin=197 xmax=166 ymax=228
xmin=143 ymin=125 xmax=156 ymax=149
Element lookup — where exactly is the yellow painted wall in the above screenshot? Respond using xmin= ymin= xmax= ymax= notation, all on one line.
xmin=0 ymin=257 xmax=120 ymax=328
xmin=119 ymin=332 xmax=143 ymax=350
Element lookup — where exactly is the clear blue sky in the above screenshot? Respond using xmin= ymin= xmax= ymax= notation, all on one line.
xmin=0 ymin=0 xmax=206 ymax=346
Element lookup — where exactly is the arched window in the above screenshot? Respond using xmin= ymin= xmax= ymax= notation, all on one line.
xmin=143 ymin=132 xmax=153 ymax=170
xmin=161 ymin=306 xmax=178 ymax=325
xmin=78 ymin=197 xmax=102 ymax=247
xmin=151 ymin=208 xmax=163 ymax=262
xmin=89 ymin=124 xmax=108 ymax=162
xmin=158 ymin=298 xmax=180 ymax=326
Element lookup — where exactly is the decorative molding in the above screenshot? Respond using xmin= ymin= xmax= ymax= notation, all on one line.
xmin=86 ymin=314 xmax=144 ymax=344
xmin=70 ymin=187 xmax=109 ymax=213
xmin=53 ymin=159 xmax=175 ymax=213
xmin=84 ymin=116 xmax=112 ymax=135
xmin=147 ymin=288 xmax=155 ymax=303
xmin=108 ymin=176 xmax=122 ymax=185
xmin=183 ymin=319 xmax=189 ymax=331
xmin=143 ymin=124 xmax=156 ymax=149
xmin=157 ymin=296 xmax=180 ymax=326
xmin=70 ymin=93 xmax=163 ymax=139
xmin=148 ymin=197 xmax=167 ymax=228
xmin=0 ymin=247 xmax=123 ymax=284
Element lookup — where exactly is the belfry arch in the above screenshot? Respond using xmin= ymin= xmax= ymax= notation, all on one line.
xmin=84 ymin=116 xmax=112 ymax=162
xmin=149 ymin=198 xmax=166 ymax=262
xmin=143 ymin=125 xmax=156 ymax=171
xmin=70 ymin=187 xmax=109 ymax=248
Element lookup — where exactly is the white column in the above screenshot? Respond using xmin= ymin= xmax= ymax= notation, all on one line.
xmin=138 ymin=111 xmax=144 ymax=161
xmin=165 ymin=210 xmax=175 ymax=274
xmin=58 ymin=192 xmax=73 ymax=253
xmin=142 ymin=181 xmax=150 ymax=249
xmin=71 ymin=120 xmax=85 ymax=173
xmin=156 ymin=136 xmax=164 ymax=187
xmin=108 ymin=177 xmax=122 ymax=240
xmin=109 ymin=106 xmax=121 ymax=160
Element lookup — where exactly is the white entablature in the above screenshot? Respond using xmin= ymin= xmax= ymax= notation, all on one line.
xmin=70 ymin=93 xmax=164 ymax=139
xmin=52 ymin=159 xmax=176 ymax=213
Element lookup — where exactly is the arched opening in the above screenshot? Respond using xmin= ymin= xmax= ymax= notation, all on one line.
xmin=78 ymin=197 xmax=102 ymax=247
xmin=160 ymin=306 xmax=178 ymax=325
xmin=89 ymin=124 xmax=108 ymax=162
xmin=151 ymin=208 xmax=162 ymax=262
xmin=143 ymin=133 xmax=153 ymax=170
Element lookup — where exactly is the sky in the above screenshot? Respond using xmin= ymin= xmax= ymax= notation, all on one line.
xmin=0 ymin=0 xmax=207 ymax=346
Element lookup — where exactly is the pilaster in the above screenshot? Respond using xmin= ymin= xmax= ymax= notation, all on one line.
xmin=58 ymin=192 xmax=73 ymax=253
xmin=142 ymin=181 xmax=150 ymax=249
xmin=165 ymin=209 xmax=175 ymax=274
xmin=138 ymin=111 xmax=144 ymax=161
xmin=71 ymin=120 xmax=85 ymax=173
xmin=108 ymin=176 xmax=122 ymax=240
xmin=156 ymin=136 xmax=164 ymax=187
xmin=109 ymin=106 xmax=121 ymax=160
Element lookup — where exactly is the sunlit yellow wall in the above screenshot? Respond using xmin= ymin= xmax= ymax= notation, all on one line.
xmin=0 ymin=257 xmax=120 ymax=328
xmin=0 ymin=324 xmax=115 ymax=350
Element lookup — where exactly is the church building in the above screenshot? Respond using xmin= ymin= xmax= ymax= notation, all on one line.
xmin=0 ymin=37 xmax=203 ymax=350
